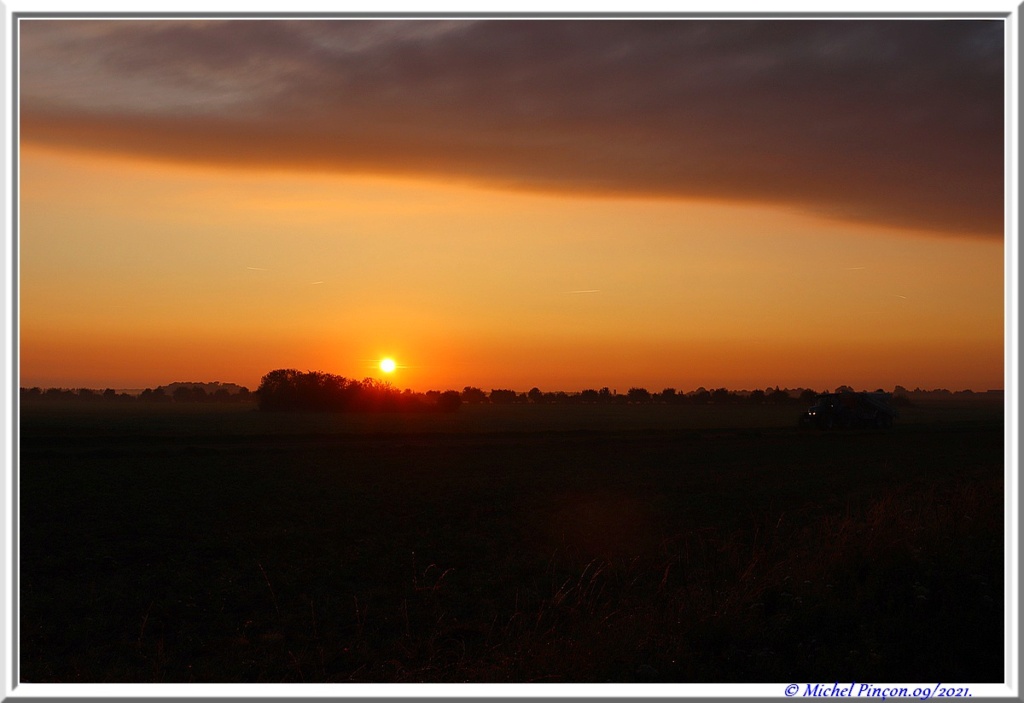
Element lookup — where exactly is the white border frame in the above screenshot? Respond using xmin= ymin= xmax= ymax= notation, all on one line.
xmin=2 ymin=2 xmax=1018 ymax=700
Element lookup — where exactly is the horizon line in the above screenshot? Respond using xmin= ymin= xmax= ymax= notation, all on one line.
xmin=18 ymin=382 xmax=1005 ymax=396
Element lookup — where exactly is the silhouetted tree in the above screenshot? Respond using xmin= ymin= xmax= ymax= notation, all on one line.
xmin=768 ymin=388 xmax=792 ymax=404
xmin=711 ymin=388 xmax=734 ymax=404
xmin=257 ymin=369 xmax=304 ymax=410
xmin=627 ymin=387 xmax=651 ymax=403
xmin=527 ymin=387 xmax=544 ymax=404
xmin=257 ymin=368 xmax=458 ymax=413
xmin=436 ymin=390 xmax=462 ymax=413
xmin=140 ymin=387 xmax=169 ymax=403
xmin=489 ymin=389 xmax=518 ymax=404
xmin=461 ymin=386 xmax=487 ymax=404
xmin=579 ymin=389 xmax=600 ymax=403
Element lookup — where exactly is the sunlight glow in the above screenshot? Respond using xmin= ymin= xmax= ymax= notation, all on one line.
xmin=379 ymin=358 xmax=397 ymax=374
xmin=17 ymin=146 xmax=1004 ymax=392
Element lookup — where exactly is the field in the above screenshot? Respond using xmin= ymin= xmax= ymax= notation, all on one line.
xmin=19 ymin=400 xmax=1005 ymax=683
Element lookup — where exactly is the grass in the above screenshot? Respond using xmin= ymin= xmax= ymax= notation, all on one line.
xmin=18 ymin=400 xmax=1004 ymax=682
xmin=18 ymin=399 xmax=838 ymax=436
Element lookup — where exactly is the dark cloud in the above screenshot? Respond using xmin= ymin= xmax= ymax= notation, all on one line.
xmin=19 ymin=19 xmax=1004 ymax=236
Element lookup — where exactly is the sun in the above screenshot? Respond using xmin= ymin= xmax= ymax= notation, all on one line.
xmin=379 ymin=358 xmax=397 ymax=374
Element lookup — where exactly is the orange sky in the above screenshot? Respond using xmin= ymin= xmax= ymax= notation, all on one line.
xmin=17 ymin=19 xmax=1007 ymax=392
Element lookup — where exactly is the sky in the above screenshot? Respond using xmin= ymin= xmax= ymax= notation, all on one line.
xmin=18 ymin=18 xmax=1007 ymax=393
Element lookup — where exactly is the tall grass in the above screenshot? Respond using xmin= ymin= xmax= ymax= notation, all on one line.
xmin=19 ymin=404 xmax=1003 ymax=682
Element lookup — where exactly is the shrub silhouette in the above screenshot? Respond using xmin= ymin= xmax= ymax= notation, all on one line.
xmin=437 ymin=390 xmax=462 ymax=413
xmin=256 ymin=369 xmax=460 ymax=413
xmin=489 ymin=389 xmax=519 ymax=404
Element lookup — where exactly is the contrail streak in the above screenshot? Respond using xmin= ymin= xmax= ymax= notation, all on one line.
xmin=568 ymin=289 xmax=601 ymax=294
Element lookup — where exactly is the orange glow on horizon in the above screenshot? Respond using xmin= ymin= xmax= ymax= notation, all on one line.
xmin=18 ymin=145 xmax=1005 ymax=394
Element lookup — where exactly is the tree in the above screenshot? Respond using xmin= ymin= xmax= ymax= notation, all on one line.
xmin=768 ymin=388 xmax=792 ymax=404
xmin=711 ymin=388 xmax=734 ymax=404
xmin=627 ymin=387 xmax=651 ymax=403
xmin=140 ymin=387 xmax=169 ymax=403
xmin=436 ymin=390 xmax=462 ymax=413
xmin=489 ymin=389 xmax=517 ymax=404
xmin=257 ymin=368 xmax=458 ymax=414
xmin=171 ymin=386 xmax=209 ymax=402
xmin=527 ymin=387 xmax=544 ymax=404
xmin=257 ymin=369 xmax=305 ymax=410
xmin=579 ymin=389 xmax=599 ymax=403
xmin=461 ymin=386 xmax=488 ymax=404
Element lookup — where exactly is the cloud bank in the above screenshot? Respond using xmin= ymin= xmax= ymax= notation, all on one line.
xmin=19 ymin=19 xmax=1004 ymax=236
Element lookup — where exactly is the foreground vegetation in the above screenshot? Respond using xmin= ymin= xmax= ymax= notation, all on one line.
xmin=20 ymin=401 xmax=1004 ymax=682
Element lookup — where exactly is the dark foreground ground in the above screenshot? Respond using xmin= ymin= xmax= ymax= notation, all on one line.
xmin=19 ymin=401 xmax=1005 ymax=682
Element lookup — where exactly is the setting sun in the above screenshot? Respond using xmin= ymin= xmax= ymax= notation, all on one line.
xmin=15 ymin=19 xmax=1006 ymax=395
xmin=13 ymin=16 xmax=1009 ymax=687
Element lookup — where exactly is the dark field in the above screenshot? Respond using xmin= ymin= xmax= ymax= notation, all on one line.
xmin=19 ymin=400 xmax=1005 ymax=683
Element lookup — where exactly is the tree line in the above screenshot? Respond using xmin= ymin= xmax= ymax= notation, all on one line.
xmin=20 ymin=384 xmax=253 ymax=404
xmin=255 ymin=369 xmax=461 ymax=413
xmin=471 ymin=386 xmax=812 ymax=405
xmin=17 ymin=381 xmax=812 ymax=408
xmin=22 ymin=373 xmax=959 ymax=411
